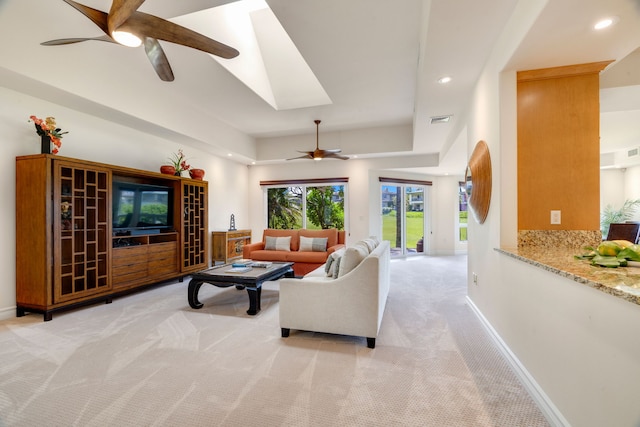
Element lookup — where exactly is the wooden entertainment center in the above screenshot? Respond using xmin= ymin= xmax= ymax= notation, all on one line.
xmin=15 ymin=154 xmax=208 ymax=321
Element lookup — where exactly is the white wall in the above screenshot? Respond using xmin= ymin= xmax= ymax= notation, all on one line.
xmin=626 ymin=165 xmax=640 ymax=202
xmin=600 ymin=168 xmax=626 ymax=213
xmin=246 ymin=157 xmax=464 ymax=255
xmin=0 ymin=86 xmax=249 ymax=320
xmin=466 ymin=1 xmax=640 ymax=425
xmin=432 ymin=176 xmax=468 ymax=255
xmin=624 ymin=165 xmax=640 ymax=222
xmin=600 ymin=166 xmax=640 ymax=223
xmin=494 ymin=254 xmax=640 ymax=427
xmin=257 ymin=124 xmax=415 ymax=161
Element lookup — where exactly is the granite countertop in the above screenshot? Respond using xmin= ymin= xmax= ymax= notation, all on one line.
xmin=496 ymin=246 xmax=640 ymax=306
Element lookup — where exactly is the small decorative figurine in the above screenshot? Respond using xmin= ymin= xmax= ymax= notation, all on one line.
xmin=229 ymin=214 xmax=236 ymax=231
xmin=61 ymin=201 xmax=72 ymax=230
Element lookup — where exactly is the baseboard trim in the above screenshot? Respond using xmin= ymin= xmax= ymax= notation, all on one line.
xmin=465 ymin=296 xmax=570 ymax=427
xmin=428 ymin=249 xmax=468 ymax=256
xmin=0 ymin=306 xmax=15 ymax=321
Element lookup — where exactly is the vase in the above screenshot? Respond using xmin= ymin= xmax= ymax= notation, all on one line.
xmin=189 ymin=168 xmax=205 ymax=180
xmin=160 ymin=165 xmax=176 ymax=175
xmin=41 ymin=134 xmax=51 ymax=154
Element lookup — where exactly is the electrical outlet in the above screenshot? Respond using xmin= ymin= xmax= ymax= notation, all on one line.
xmin=473 ymin=272 xmax=478 ymax=286
xmin=550 ymin=210 xmax=561 ymax=225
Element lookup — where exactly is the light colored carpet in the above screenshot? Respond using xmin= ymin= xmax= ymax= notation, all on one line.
xmin=0 ymin=255 xmax=549 ymax=426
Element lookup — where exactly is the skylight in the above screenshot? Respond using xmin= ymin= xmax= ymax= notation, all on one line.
xmin=172 ymin=0 xmax=332 ymax=111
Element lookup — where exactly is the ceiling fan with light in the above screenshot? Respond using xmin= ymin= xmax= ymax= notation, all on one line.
xmin=41 ymin=0 xmax=239 ymax=82
xmin=287 ymin=120 xmax=349 ymax=161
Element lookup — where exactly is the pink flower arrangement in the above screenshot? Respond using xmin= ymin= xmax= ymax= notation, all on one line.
xmin=168 ymin=149 xmax=191 ymax=174
xmin=29 ymin=115 xmax=68 ymax=154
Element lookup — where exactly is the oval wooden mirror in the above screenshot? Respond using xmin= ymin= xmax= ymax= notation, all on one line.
xmin=464 ymin=165 xmax=473 ymax=199
xmin=466 ymin=140 xmax=492 ymax=224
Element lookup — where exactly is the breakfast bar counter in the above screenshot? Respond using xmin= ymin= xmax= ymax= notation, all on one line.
xmin=486 ymin=232 xmax=640 ymax=427
xmin=496 ymin=246 xmax=640 ymax=306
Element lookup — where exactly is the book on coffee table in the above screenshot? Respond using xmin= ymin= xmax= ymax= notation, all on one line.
xmin=251 ymin=261 xmax=272 ymax=268
xmin=228 ymin=266 xmax=252 ymax=273
xmin=231 ymin=259 xmax=253 ymax=267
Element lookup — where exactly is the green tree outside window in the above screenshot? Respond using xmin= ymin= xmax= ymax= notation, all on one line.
xmin=267 ymin=184 xmax=345 ymax=230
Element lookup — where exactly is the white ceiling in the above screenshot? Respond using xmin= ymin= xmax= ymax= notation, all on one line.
xmin=1 ymin=0 xmax=640 ymax=175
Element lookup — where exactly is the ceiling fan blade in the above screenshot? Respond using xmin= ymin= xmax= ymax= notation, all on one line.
xmin=108 ymin=0 xmax=146 ymax=34
xmin=63 ymin=0 xmax=109 ymax=35
xmin=121 ymin=12 xmax=239 ymax=59
xmin=144 ymin=37 xmax=174 ymax=82
xmin=286 ymin=154 xmax=314 ymax=161
xmin=290 ymin=119 xmax=348 ymax=160
xmin=323 ymin=153 xmax=350 ymax=160
xmin=41 ymin=35 xmax=115 ymax=46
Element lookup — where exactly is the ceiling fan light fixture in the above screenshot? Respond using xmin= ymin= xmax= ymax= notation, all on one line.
xmin=111 ymin=30 xmax=142 ymax=47
xmin=45 ymin=0 xmax=239 ymax=81
xmin=594 ymin=16 xmax=618 ymax=30
xmin=286 ymin=120 xmax=348 ymax=161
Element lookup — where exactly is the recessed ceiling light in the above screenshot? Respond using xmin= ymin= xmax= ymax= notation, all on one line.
xmin=594 ymin=16 xmax=618 ymax=30
xmin=228 ymin=153 xmax=233 ymax=157
xmin=438 ymin=76 xmax=452 ymax=84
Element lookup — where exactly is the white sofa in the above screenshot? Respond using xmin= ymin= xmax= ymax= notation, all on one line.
xmin=279 ymin=239 xmax=390 ymax=348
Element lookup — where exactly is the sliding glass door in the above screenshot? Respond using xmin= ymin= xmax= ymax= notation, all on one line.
xmin=381 ymin=183 xmax=427 ymax=256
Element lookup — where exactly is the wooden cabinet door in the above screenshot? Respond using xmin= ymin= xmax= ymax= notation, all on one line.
xmin=181 ymin=181 xmax=208 ymax=272
xmin=53 ymin=161 xmax=112 ymax=303
xmin=211 ymin=230 xmax=251 ymax=264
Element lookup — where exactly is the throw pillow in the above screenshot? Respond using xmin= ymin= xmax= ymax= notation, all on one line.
xmin=361 ymin=238 xmax=377 ymax=253
xmin=299 ymin=228 xmax=338 ymax=248
xmin=337 ymin=244 xmax=368 ymax=277
xmin=299 ymin=236 xmax=328 ymax=252
xmin=326 ymin=248 xmax=346 ymax=277
xmin=324 ymin=255 xmax=335 ymax=274
xmin=264 ymin=235 xmax=291 ymax=251
xmin=332 ymin=255 xmax=343 ymax=278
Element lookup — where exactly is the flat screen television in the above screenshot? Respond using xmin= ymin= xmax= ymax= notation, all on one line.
xmin=112 ymin=181 xmax=174 ymax=233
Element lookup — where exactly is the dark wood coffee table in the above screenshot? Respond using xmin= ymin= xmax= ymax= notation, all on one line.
xmin=187 ymin=262 xmax=294 ymax=315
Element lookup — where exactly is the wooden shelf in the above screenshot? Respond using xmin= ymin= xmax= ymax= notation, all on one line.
xmin=54 ymin=162 xmax=111 ymax=304
xmin=112 ymin=232 xmax=179 ymax=289
xmin=181 ymin=182 xmax=208 ymax=273
xmin=15 ymin=154 xmax=209 ymax=321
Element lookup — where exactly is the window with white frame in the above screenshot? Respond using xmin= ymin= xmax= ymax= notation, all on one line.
xmin=261 ymin=178 xmax=347 ymax=230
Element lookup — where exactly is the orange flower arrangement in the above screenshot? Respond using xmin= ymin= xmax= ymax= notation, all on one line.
xmin=29 ymin=115 xmax=68 ymax=154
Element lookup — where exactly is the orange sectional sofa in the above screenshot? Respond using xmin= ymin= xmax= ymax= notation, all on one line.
xmin=243 ymin=228 xmax=346 ymax=276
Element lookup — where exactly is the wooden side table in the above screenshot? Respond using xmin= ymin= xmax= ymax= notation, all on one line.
xmin=211 ymin=230 xmax=251 ymax=264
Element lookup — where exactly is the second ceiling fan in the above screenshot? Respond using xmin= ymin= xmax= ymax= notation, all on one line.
xmin=287 ymin=120 xmax=349 ymax=161
xmin=41 ymin=0 xmax=239 ymax=82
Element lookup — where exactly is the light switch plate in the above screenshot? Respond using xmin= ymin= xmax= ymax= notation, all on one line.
xmin=550 ymin=210 xmax=561 ymax=225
